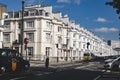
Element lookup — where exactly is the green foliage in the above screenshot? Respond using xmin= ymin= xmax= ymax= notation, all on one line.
xmin=106 ymin=0 xmax=120 ymax=18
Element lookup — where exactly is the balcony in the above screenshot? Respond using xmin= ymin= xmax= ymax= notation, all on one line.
xmin=7 ymin=9 xmax=50 ymax=19
xmin=12 ymin=40 xmax=20 ymax=45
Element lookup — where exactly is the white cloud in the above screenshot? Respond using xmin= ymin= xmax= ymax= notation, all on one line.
xmin=96 ymin=17 xmax=107 ymax=22
xmin=53 ymin=5 xmax=65 ymax=9
xmin=57 ymin=0 xmax=81 ymax=5
xmin=57 ymin=0 xmax=70 ymax=3
xmin=74 ymin=0 xmax=80 ymax=5
xmin=94 ymin=27 xmax=119 ymax=33
xmin=109 ymin=28 xmax=119 ymax=32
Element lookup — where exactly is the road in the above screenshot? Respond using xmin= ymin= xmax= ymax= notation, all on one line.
xmin=0 ymin=61 xmax=105 ymax=80
xmin=1 ymin=61 xmax=120 ymax=80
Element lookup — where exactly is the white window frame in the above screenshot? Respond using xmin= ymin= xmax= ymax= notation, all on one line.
xmin=58 ymin=26 xmax=62 ymax=32
xmin=26 ymin=21 xmax=34 ymax=28
xmin=46 ymin=47 xmax=50 ymax=57
xmin=29 ymin=10 xmax=35 ymax=16
xmin=73 ymin=41 xmax=76 ymax=47
xmin=58 ymin=36 xmax=62 ymax=43
xmin=26 ymin=33 xmax=34 ymax=42
xmin=79 ymin=42 xmax=81 ymax=48
xmin=3 ymin=33 xmax=10 ymax=43
xmin=46 ymin=21 xmax=52 ymax=30
xmin=28 ymin=47 xmax=34 ymax=56
xmin=73 ymin=50 xmax=76 ymax=57
xmin=4 ymin=22 xmax=10 ymax=29
xmin=73 ymin=33 xmax=76 ymax=37
xmin=46 ymin=33 xmax=51 ymax=43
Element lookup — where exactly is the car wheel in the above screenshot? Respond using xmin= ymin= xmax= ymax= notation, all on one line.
xmin=0 ymin=66 xmax=6 ymax=74
xmin=112 ymin=64 xmax=118 ymax=71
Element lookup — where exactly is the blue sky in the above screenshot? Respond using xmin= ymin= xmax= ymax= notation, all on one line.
xmin=0 ymin=0 xmax=120 ymax=40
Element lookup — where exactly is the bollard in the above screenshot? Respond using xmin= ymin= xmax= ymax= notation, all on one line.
xmin=45 ymin=57 xmax=49 ymax=68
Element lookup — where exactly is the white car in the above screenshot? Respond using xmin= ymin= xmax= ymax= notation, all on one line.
xmin=104 ymin=55 xmax=120 ymax=63
xmin=104 ymin=56 xmax=120 ymax=71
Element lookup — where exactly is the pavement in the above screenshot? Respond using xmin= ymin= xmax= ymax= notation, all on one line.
xmin=30 ymin=61 xmax=120 ymax=80
xmin=29 ymin=60 xmax=85 ymax=73
xmin=30 ymin=60 xmax=81 ymax=67
xmin=2 ymin=60 xmax=120 ymax=80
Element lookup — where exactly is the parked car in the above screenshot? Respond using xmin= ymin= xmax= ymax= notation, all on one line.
xmin=104 ymin=56 xmax=120 ymax=71
xmin=0 ymin=48 xmax=30 ymax=74
xmin=91 ymin=56 xmax=106 ymax=62
xmin=104 ymin=55 xmax=120 ymax=63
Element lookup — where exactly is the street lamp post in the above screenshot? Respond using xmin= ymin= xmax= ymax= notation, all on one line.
xmin=66 ymin=24 xmax=69 ymax=61
xmin=56 ymin=44 xmax=59 ymax=63
xmin=119 ymin=31 xmax=120 ymax=47
xmin=21 ymin=0 xmax=24 ymax=57
xmin=118 ymin=31 xmax=120 ymax=55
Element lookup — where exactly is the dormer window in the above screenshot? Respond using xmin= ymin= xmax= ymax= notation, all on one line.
xmin=35 ymin=10 xmax=39 ymax=16
xmin=4 ymin=22 xmax=10 ymax=29
xmin=8 ymin=12 xmax=14 ymax=18
xmin=4 ymin=15 xmax=8 ymax=19
xmin=39 ymin=10 xmax=45 ymax=16
xmin=24 ymin=11 xmax=28 ymax=16
xmin=29 ymin=10 xmax=35 ymax=16
xmin=14 ymin=12 xmax=19 ymax=18
xmin=45 ymin=12 xmax=49 ymax=17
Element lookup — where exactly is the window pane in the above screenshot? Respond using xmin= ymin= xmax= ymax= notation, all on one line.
xmin=26 ymin=21 xmax=34 ymax=28
xmin=58 ymin=36 xmax=62 ymax=43
xmin=29 ymin=10 xmax=35 ymax=16
xmin=28 ymin=47 xmax=33 ymax=56
xmin=58 ymin=26 xmax=62 ymax=32
xmin=3 ymin=34 xmax=10 ymax=42
xmin=73 ymin=41 xmax=76 ymax=47
xmin=4 ymin=22 xmax=10 ymax=29
xmin=46 ymin=33 xmax=51 ymax=42
xmin=46 ymin=21 xmax=52 ymax=30
xmin=46 ymin=47 xmax=50 ymax=56
xmin=26 ymin=33 xmax=34 ymax=42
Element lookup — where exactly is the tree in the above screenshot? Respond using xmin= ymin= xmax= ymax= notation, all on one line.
xmin=106 ymin=0 xmax=120 ymax=18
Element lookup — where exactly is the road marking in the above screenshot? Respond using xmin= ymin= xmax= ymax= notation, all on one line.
xmin=102 ymin=70 xmax=106 ymax=72
xmin=94 ymin=75 xmax=101 ymax=80
xmin=106 ymin=70 xmax=111 ymax=72
xmin=35 ymin=73 xmax=43 ymax=76
xmin=35 ymin=72 xmax=53 ymax=76
xmin=10 ymin=77 xmax=25 ymax=80
xmin=75 ymin=64 xmax=94 ymax=69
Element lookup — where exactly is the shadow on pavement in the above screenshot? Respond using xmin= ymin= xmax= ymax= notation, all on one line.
xmin=30 ymin=67 xmax=57 ymax=72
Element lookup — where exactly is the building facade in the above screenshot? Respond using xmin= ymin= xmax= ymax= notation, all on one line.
xmin=0 ymin=3 xmax=6 ymax=19
xmin=108 ymin=40 xmax=120 ymax=55
xmin=2 ymin=4 xmax=115 ymax=62
xmin=0 ymin=3 xmax=6 ymax=48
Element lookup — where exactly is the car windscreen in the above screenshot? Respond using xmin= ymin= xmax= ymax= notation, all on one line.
xmin=110 ymin=56 xmax=119 ymax=59
xmin=84 ymin=53 xmax=90 ymax=56
xmin=0 ymin=49 xmax=19 ymax=57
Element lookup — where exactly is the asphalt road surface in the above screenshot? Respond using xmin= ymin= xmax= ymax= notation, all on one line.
xmin=0 ymin=61 xmax=104 ymax=80
xmin=2 ymin=61 xmax=120 ymax=80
